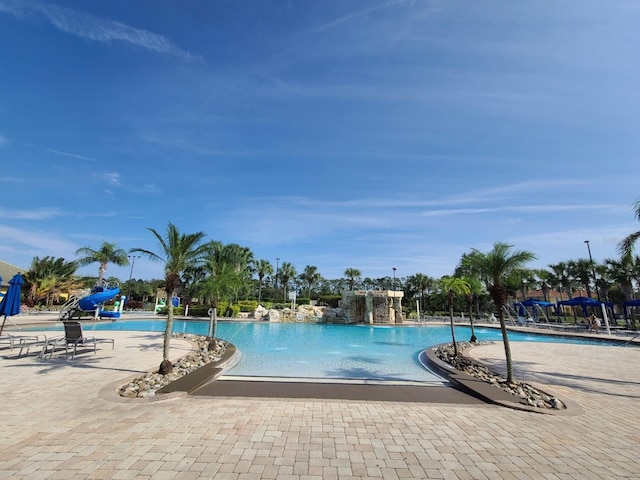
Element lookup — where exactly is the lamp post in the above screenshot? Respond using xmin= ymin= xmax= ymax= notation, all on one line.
xmin=584 ymin=240 xmax=601 ymax=302
xmin=275 ymin=257 xmax=280 ymax=292
xmin=584 ymin=240 xmax=610 ymax=335
xmin=392 ymin=267 xmax=396 ymax=291
xmin=127 ymin=255 xmax=140 ymax=303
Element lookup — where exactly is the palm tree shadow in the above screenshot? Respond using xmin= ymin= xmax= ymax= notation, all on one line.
xmin=479 ymin=358 xmax=640 ymax=399
xmin=6 ymin=354 xmax=148 ymax=375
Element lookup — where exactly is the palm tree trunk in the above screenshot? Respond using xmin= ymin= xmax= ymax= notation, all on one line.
xmin=448 ymin=292 xmax=458 ymax=357
xmin=159 ymin=292 xmax=174 ymax=374
xmin=208 ymin=306 xmax=218 ymax=350
xmin=467 ymin=297 xmax=476 ymax=342
xmin=490 ymin=284 xmax=514 ymax=383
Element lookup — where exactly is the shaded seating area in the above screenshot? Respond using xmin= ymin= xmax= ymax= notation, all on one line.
xmin=45 ymin=321 xmax=115 ymax=359
xmin=556 ymin=296 xmax=616 ymax=334
xmin=514 ymin=299 xmax=555 ymax=328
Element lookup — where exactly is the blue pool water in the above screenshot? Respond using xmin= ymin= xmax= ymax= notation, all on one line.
xmin=42 ymin=320 xmax=628 ymax=383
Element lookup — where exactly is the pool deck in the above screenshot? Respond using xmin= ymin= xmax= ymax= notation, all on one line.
xmin=1 ymin=314 xmax=639 ymax=479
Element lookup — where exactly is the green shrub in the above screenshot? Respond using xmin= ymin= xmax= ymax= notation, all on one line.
xmin=156 ymin=306 xmax=185 ymax=316
xmin=188 ymin=305 xmax=210 ymax=317
xmin=237 ymin=300 xmax=258 ymax=312
xmin=217 ymin=302 xmax=240 ymax=318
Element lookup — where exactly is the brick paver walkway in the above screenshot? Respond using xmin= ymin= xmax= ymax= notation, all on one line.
xmin=1 ymin=323 xmax=638 ymax=479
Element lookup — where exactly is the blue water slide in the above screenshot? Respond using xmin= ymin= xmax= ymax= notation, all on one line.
xmin=98 ymin=310 xmax=121 ymax=319
xmin=78 ymin=286 xmax=121 ymax=312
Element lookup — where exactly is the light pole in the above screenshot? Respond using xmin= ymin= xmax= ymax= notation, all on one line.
xmin=585 ymin=240 xmax=610 ymax=335
xmin=584 ymin=240 xmax=601 ymax=302
xmin=127 ymin=255 xmax=140 ymax=303
xmin=275 ymin=257 xmax=280 ymax=293
xmin=392 ymin=267 xmax=396 ymax=291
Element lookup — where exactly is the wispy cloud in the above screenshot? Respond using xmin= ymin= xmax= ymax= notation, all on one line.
xmin=45 ymin=147 xmax=96 ymax=162
xmin=93 ymin=172 xmax=121 ymax=186
xmin=311 ymin=0 xmax=411 ymax=34
xmin=420 ymin=204 xmax=622 ymax=217
xmin=0 ymin=134 xmax=7 ymax=146
xmin=0 ymin=207 xmax=62 ymax=220
xmin=0 ymin=0 xmax=196 ymax=60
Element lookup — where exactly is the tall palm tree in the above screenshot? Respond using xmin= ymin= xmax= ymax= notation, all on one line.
xmin=439 ymin=276 xmax=471 ymax=357
xmin=463 ymin=276 xmax=483 ymax=342
xmin=534 ymin=268 xmax=553 ymax=302
xmin=460 ymin=242 xmax=536 ymax=383
xmin=618 ymin=196 xmax=640 ymax=259
xmin=75 ymin=241 xmax=129 ymax=287
xmin=278 ymin=262 xmax=296 ymax=303
xmin=300 ymin=265 xmax=322 ymax=300
xmin=567 ymin=259 xmax=594 ymax=297
xmin=344 ymin=267 xmax=361 ymax=291
xmin=255 ymin=259 xmax=273 ymax=303
xmin=605 ymin=257 xmax=635 ymax=303
xmin=197 ymin=254 xmax=242 ymax=348
xmin=549 ymin=262 xmax=574 ymax=300
xmin=130 ymin=222 xmax=209 ymax=374
xmin=214 ymin=243 xmax=254 ymax=303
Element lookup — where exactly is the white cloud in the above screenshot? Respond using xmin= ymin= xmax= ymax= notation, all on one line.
xmin=0 ymin=224 xmax=78 ymax=259
xmin=0 ymin=134 xmax=7 ymax=146
xmin=0 ymin=0 xmax=196 ymax=59
xmin=0 ymin=207 xmax=62 ymax=220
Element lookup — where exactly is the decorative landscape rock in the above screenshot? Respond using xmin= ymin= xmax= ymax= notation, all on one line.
xmin=435 ymin=342 xmax=566 ymax=410
xmin=117 ymin=334 xmax=226 ymax=398
xmin=253 ymin=304 xmax=269 ymax=320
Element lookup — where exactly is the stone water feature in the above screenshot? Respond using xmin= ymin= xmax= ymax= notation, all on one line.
xmin=339 ymin=290 xmax=405 ymax=324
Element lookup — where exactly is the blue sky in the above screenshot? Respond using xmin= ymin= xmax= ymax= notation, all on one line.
xmin=1 ymin=0 xmax=639 ymax=283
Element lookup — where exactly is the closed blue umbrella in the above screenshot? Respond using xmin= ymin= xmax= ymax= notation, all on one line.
xmin=0 ymin=273 xmax=23 ymax=336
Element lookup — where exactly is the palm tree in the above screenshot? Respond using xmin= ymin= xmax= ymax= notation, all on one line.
xmin=23 ymin=256 xmax=78 ymax=307
xmin=255 ymin=259 xmax=273 ymax=303
xmin=300 ymin=265 xmax=322 ymax=300
xmin=534 ymin=268 xmax=553 ymax=302
xmin=605 ymin=257 xmax=635 ymax=302
xmin=567 ymin=259 xmax=594 ymax=297
xmin=216 ymin=243 xmax=254 ymax=303
xmin=197 ymin=253 xmax=242 ymax=348
xmin=344 ymin=267 xmax=361 ymax=291
xmin=278 ymin=262 xmax=296 ymax=303
xmin=618 ymin=197 xmax=640 ymax=259
xmin=460 ymin=242 xmax=536 ymax=383
xmin=463 ymin=276 xmax=483 ymax=342
xmin=439 ymin=276 xmax=471 ymax=357
xmin=130 ymin=222 xmax=209 ymax=374
xmin=75 ymin=241 xmax=129 ymax=286
xmin=549 ymin=262 xmax=574 ymax=300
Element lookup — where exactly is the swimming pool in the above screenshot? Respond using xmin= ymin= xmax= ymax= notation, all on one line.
xmin=45 ymin=320 xmax=628 ymax=384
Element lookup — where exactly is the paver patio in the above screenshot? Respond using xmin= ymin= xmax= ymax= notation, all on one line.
xmin=1 ymin=318 xmax=638 ymax=479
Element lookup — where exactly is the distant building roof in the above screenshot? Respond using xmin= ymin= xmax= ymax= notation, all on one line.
xmin=0 ymin=260 xmax=26 ymax=286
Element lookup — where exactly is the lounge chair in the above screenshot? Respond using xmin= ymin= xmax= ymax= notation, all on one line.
xmin=0 ymin=333 xmax=49 ymax=357
xmin=46 ymin=321 xmax=114 ymax=359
